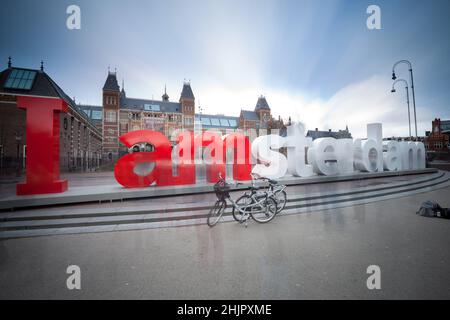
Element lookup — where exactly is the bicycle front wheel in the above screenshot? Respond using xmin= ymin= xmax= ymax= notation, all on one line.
xmin=251 ymin=196 xmax=278 ymax=223
xmin=275 ymin=190 xmax=287 ymax=213
xmin=207 ymin=200 xmax=227 ymax=227
xmin=232 ymin=194 xmax=253 ymax=223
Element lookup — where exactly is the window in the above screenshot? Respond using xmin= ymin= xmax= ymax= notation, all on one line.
xmin=210 ymin=118 xmax=220 ymax=126
xmin=91 ymin=110 xmax=102 ymax=120
xmin=201 ymin=117 xmax=211 ymax=126
xmin=4 ymin=69 xmax=37 ymax=90
xmin=220 ymin=119 xmax=230 ymax=127
xmin=106 ymin=96 xmax=116 ymax=105
xmin=144 ymin=104 xmax=160 ymax=111
xmin=120 ymin=123 xmax=128 ymax=131
xmin=106 ymin=111 xmax=116 ymax=122
xmin=228 ymin=119 xmax=237 ymax=127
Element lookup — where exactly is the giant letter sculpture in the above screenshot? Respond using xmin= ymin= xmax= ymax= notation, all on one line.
xmin=251 ymin=134 xmax=287 ymax=179
xmin=16 ymin=96 xmax=68 ymax=195
xmin=223 ymin=132 xmax=252 ymax=181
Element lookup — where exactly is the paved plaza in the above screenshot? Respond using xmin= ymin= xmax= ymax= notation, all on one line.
xmin=0 ymin=174 xmax=450 ymax=299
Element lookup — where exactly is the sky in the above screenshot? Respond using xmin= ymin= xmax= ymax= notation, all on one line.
xmin=1 ymin=0 xmax=449 ymax=138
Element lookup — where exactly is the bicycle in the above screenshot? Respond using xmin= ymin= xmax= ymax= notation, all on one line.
xmin=232 ymin=173 xmax=287 ymax=222
xmin=207 ymin=174 xmax=278 ymax=227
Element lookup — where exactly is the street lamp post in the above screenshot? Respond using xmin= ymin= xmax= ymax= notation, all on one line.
xmin=391 ymin=78 xmax=412 ymax=139
xmin=392 ymin=60 xmax=418 ymax=138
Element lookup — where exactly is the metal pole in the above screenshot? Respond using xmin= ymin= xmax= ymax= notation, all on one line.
xmin=409 ymin=68 xmax=418 ymax=138
xmin=405 ymin=86 xmax=411 ymax=138
xmin=392 ymin=60 xmax=418 ymax=139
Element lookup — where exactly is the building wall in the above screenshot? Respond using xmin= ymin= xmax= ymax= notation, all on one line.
xmin=425 ymin=118 xmax=449 ymax=152
xmin=102 ymin=90 xmax=120 ymax=161
xmin=0 ymin=98 xmax=26 ymax=172
xmin=0 ymin=96 xmax=102 ymax=175
xmin=181 ymin=97 xmax=195 ymax=131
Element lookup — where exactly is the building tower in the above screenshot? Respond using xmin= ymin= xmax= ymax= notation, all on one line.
xmin=180 ymin=81 xmax=195 ymax=130
xmin=102 ymin=69 xmax=121 ymax=162
xmin=255 ymin=95 xmax=271 ymax=126
xmin=162 ymin=85 xmax=169 ymax=101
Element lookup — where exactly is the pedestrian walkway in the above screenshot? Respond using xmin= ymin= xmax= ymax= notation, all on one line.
xmin=1 ymin=169 xmax=449 ymax=239
xmin=0 ymin=168 xmax=439 ymax=210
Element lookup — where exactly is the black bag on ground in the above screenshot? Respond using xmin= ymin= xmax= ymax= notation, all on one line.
xmin=416 ymin=201 xmax=450 ymax=219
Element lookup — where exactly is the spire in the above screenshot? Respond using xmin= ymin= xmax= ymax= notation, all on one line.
xmin=162 ymin=84 xmax=169 ymax=101
xmin=255 ymin=95 xmax=270 ymax=111
xmin=7 ymin=56 xmax=11 ymax=68
xmin=103 ymin=69 xmax=120 ymax=91
xmin=121 ymin=79 xmax=126 ymax=97
xmin=180 ymin=81 xmax=195 ymax=100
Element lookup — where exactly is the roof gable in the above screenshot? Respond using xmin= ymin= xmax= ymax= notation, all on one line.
xmin=180 ymin=83 xmax=195 ymax=100
xmin=240 ymin=110 xmax=259 ymax=121
xmin=103 ymin=72 xmax=120 ymax=91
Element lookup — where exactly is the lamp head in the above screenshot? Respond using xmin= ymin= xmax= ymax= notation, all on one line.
xmin=391 ymin=89 xmax=396 ymax=93
xmin=392 ymin=72 xmax=397 ymax=80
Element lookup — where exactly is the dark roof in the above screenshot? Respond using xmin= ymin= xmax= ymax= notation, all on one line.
xmin=0 ymin=67 xmax=62 ymax=98
xmin=306 ymin=129 xmax=352 ymax=140
xmin=255 ymin=96 xmax=270 ymax=111
xmin=0 ymin=67 xmax=99 ymax=130
xmin=180 ymin=83 xmax=195 ymax=100
xmin=103 ymin=72 xmax=120 ymax=91
xmin=240 ymin=110 xmax=260 ymax=121
xmin=120 ymin=96 xmax=181 ymax=113
xmin=195 ymin=113 xmax=239 ymax=129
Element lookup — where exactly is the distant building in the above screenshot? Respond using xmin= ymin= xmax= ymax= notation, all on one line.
xmin=306 ymin=126 xmax=352 ymax=140
xmin=80 ymin=71 xmax=285 ymax=162
xmin=425 ymin=118 xmax=449 ymax=153
xmin=0 ymin=59 xmax=288 ymax=173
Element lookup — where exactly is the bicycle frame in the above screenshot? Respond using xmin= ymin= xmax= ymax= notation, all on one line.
xmin=227 ymin=192 xmax=270 ymax=216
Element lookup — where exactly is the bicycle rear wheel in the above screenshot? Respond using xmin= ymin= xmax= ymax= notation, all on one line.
xmin=251 ymin=196 xmax=278 ymax=223
xmin=207 ymin=200 xmax=227 ymax=227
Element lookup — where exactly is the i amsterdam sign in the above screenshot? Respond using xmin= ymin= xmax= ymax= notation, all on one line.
xmin=16 ymin=95 xmax=425 ymax=195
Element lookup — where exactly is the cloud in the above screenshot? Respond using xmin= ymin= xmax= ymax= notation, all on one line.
xmin=197 ymin=74 xmax=431 ymax=139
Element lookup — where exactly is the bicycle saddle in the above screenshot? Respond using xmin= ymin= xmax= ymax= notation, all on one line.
xmin=268 ymin=179 xmax=278 ymax=185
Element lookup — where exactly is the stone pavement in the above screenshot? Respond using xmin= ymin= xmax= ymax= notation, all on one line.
xmin=0 ymin=169 xmax=449 ymax=239
xmin=1 ymin=185 xmax=449 ymax=299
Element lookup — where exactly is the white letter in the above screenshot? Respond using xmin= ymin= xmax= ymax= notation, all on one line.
xmin=285 ymin=122 xmax=314 ymax=177
xmin=66 ymin=265 xmax=81 ymax=290
xmin=336 ymin=138 xmax=354 ymax=174
xmin=355 ymin=123 xmax=383 ymax=172
xmin=366 ymin=5 xmax=381 ymax=30
xmin=415 ymin=142 xmax=426 ymax=169
xmin=366 ymin=265 xmax=381 ymax=289
xmin=66 ymin=5 xmax=81 ymax=30
xmin=399 ymin=141 xmax=418 ymax=170
xmin=383 ymin=140 xmax=401 ymax=171
xmin=307 ymin=138 xmax=339 ymax=176
xmin=251 ymin=135 xmax=287 ymax=179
